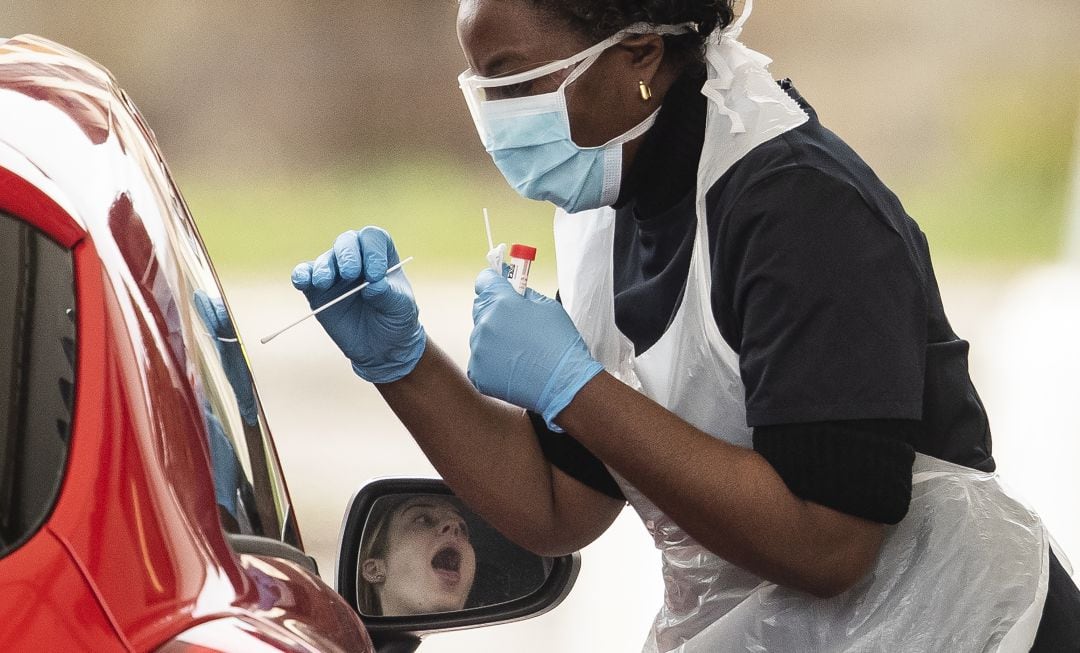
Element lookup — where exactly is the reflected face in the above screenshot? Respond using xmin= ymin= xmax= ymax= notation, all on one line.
xmin=364 ymin=497 xmax=477 ymax=616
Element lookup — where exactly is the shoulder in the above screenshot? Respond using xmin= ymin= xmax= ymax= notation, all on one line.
xmin=707 ymin=118 xmax=891 ymax=225
xmin=702 ymin=122 xmax=924 ymax=280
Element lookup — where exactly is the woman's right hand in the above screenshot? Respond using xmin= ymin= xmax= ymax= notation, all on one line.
xmin=291 ymin=226 xmax=425 ymax=383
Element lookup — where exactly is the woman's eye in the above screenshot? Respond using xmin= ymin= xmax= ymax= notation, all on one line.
xmin=505 ymin=81 xmax=533 ymax=97
xmin=490 ymin=81 xmax=533 ymax=100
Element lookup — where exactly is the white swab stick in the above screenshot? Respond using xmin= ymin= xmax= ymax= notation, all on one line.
xmin=483 ymin=208 xmax=494 ymax=251
xmin=260 ymin=256 xmax=414 ymax=345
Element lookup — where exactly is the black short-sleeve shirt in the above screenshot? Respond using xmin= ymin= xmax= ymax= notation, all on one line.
xmin=535 ymin=68 xmax=994 ymax=515
xmin=532 ymin=66 xmax=1079 ymax=645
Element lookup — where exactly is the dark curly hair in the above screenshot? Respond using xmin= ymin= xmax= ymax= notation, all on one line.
xmin=528 ymin=0 xmax=737 ymax=62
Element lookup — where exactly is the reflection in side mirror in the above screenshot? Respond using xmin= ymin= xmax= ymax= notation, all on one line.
xmin=337 ymin=477 xmax=579 ymax=648
xmin=356 ymin=494 xmax=548 ymax=618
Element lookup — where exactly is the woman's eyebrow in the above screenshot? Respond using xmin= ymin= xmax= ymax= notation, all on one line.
xmin=402 ymin=503 xmax=437 ymax=516
xmin=402 ymin=503 xmax=465 ymax=523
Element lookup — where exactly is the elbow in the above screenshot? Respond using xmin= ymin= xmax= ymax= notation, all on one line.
xmin=803 ymin=568 xmax=865 ymax=599
xmin=787 ymin=559 xmax=871 ymax=599
xmin=499 ymin=523 xmax=588 ymax=558
xmin=513 ymin=504 xmax=619 ymax=557
xmin=800 ymin=535 xmax=884 ymax=599
xmin=523 ymin=541 xmax=580 ymax=558
xmin=515 ymin=530 xmax=590 ymax=558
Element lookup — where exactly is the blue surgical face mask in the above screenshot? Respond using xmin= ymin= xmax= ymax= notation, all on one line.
xmin=458 ymin=23 xmax=694 ymax=213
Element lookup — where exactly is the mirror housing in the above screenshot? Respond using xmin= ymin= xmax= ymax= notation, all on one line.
xmin=337 ymin=478 xmax=579 ymax=646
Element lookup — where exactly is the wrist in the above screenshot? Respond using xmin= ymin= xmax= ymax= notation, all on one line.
xmin=540 ymin=358 xmax=605 ymax=432
xmin=550 ymin=370 xmax=614 ymax=435
xmin=352 ymin=326 xmax=427 ymax=384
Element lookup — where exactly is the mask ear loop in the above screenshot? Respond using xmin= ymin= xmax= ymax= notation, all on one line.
xmin=461 ymin=22 xmax=699 ymax=143
xmin=556 ymin=21 xmax=699 ymax=105
xmin=465 ymin=32 xmax=626 ymax=91
xmin=559 ymin=52 xmax=602 ymax=90
xmin=463 ymin=22 xmax=697 ymax=91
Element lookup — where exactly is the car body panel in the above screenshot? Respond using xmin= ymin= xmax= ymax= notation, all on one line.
xmin=0 ymin=34 xmax=371 ymax=652
xmin=0 ymin=527 xmax=129 ymax=651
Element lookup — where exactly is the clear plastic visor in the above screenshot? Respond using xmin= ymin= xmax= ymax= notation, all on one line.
xmin=458 ymin=22 xmax=696 ymax=132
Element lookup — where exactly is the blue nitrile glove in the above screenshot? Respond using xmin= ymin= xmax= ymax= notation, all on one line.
xmin=291 ymin=227 xmax=426 ymax=383
xmin=468 ymin=268 xmax=604 ymax=431
xmin=201 ymin=397 xmax=241 ymax=518
xmin=193 ymin=289 xmax=258 ymax=426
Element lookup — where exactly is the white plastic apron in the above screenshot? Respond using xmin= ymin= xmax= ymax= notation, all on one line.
xmin=553 ymin=23 xmax=1051 ymax=653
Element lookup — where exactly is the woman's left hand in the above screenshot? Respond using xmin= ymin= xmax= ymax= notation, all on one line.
xmin=468 ymin=268 xmax=604 ymax=430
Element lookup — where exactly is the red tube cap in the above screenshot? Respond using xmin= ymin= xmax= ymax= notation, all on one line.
xmin=509 ymin=244 xmax=537 ymax=260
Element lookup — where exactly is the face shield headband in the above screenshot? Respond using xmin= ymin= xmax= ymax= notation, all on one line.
xmin=458 ymin=22 xmax=697 ymax=139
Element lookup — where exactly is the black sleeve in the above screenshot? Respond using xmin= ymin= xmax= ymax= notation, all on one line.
xmin=753 ymin=419 xmax=916 ymax=524
xmin=1031 ymin=548 xmax=1080 ymax=650
xmin=723 ymin=167 xmax=928 ymax=426
xmin=527 ymin=411 xmax=625 ymax=501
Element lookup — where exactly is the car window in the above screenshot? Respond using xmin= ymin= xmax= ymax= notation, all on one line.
xmin=185 ymin=280 xmax=287 ymax=541
xmin=0 ymin=211 xmax=75 ymax=558
xmin=135 ymin=184 xmax=298 ymax=546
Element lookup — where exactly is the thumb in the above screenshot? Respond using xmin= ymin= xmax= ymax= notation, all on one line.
xmin=360 ymin=277 xmax=400 ymax=311
xmin=474 ymin=267 xmax=514 ymax=297
xmin=523 ymin=287 xmax=556 ymax=305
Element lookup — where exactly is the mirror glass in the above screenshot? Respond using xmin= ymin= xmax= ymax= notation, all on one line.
xmin=356 ymin=493 xmax=550 ymax=617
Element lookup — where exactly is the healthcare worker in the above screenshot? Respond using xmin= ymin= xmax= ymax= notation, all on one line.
xmin=292 ymin=0 xmax=1080 ymax=649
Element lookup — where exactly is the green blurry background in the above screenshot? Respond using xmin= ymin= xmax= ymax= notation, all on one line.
xmin=6 ymin=1 xmax=1079 ymax=284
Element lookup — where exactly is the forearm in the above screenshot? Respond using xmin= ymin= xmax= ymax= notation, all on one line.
xmin=288 ymin=231 xmax=621 ymax=550
xmin=377 ymin=341 xmax=620 ymax=554
xmin=559 ymin=372 xmax=884 ymax=597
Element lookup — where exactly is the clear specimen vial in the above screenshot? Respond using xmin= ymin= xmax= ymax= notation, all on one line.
xmin=507 ymin=244 xmax=536 ymax=295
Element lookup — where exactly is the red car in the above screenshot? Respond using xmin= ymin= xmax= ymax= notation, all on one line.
xmin=0 ymin=34 xmax=576 ymax=652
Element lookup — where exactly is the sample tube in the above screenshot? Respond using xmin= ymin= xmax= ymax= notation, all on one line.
xmin=507 ymin=244 xmax=536 ymax=295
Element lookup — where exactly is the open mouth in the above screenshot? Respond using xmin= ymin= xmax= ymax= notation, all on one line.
xmin=429 ymin=543 xmax=464 ymax=587
xmin=431 ymin=545 xmax=462 ymax=583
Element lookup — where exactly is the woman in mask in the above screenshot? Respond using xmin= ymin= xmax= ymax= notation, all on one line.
xmin=292 ymin=0 xmax=1080 ymax=649
xmin=357 ymin=495 xmax=477 ymax=617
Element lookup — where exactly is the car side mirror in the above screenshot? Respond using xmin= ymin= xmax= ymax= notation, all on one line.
xmin=337 ymin=478 xmax=579 ymax=651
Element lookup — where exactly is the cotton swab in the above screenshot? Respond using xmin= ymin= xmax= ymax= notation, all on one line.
xmin=260 ymin=256 xmax=414 ymax=344
xmin=483 ymin=208 xmax=494 ymax=251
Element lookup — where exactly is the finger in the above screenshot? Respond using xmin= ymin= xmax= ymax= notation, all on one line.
xmin=291 ymin=262 xmax=314 ymax=290
xmin=471 ymin=275 xmax=505 ymax=325
xmin=311 ymin=250 xmax=338 ymax=290
xmin=359 ymin=277 xmax=398 ymax=312
xmin=358 ymin=226 xmax=396 ymax=282
xmin=210 ymin=296 xmax=235 ymax=338
xmin=192 ymin=289 xmax=215 ymax=329
xmin=333 ymin=230 xmax=362 ymax=282
xmin=523 ymin=287 xmax=555 ymax=304
xmin=474 ymin=267 xmax=512 ymax=296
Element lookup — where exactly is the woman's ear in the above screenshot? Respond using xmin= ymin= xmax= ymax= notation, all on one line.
xmin=362 ymin=558 xmax=386 ymax=583
xmin=617 ymin=34 xmax=665 ymax=80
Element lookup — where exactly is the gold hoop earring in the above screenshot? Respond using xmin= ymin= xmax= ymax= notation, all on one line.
xmin=638 ymin=80 xmax=652 ymax=102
